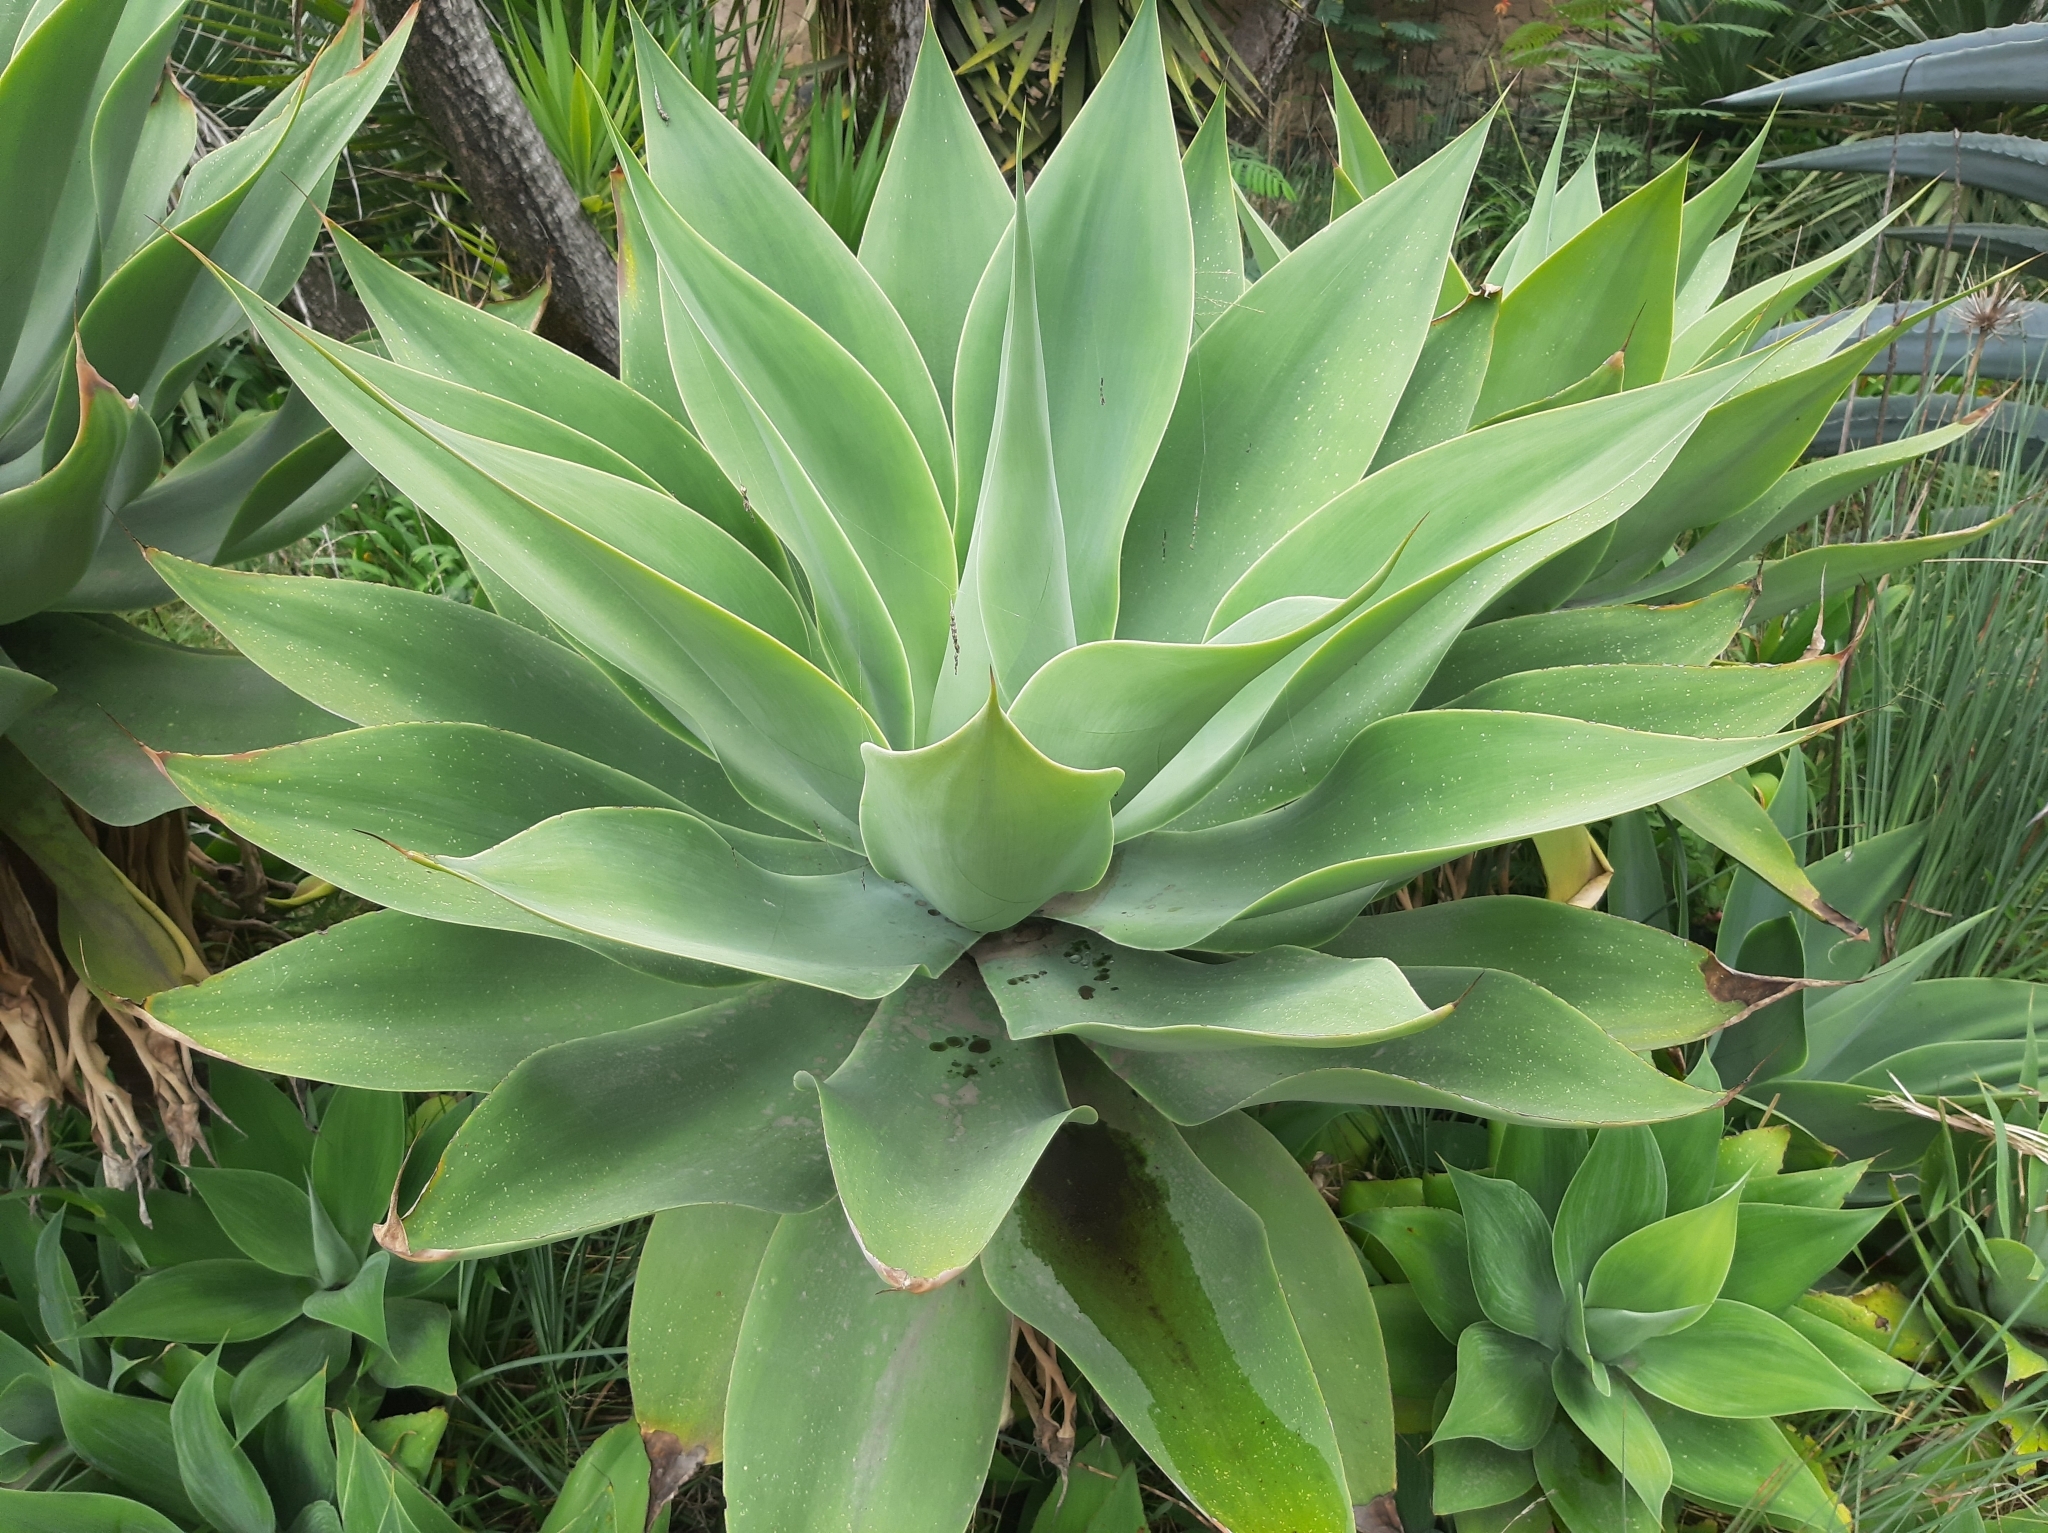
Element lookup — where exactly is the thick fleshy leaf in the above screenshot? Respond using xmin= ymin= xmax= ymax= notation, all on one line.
xmin=435 ymin=806 xmax=974 ymax=997
xmin=1488 ymin=115 xmax=1569 ymax=292
xmin=631 ymin=15 xmax=954 ymax=511
xmin=618 ymin=150 xmax=951 ymax=744
xmin=1328 ymin=48 xmax=1398 ymax=212
xmin=1055 ymin=711 xmax=1817 ymax=951
xmin=1535 ymin=1418 xmax=1660 ymax=1533
xmin=857 ymin=25 xmax=1010 ymax=410
xmin=1778 ymin=1304 xmax=1922 ymax=1395
xmin=722 ymin=1203 xmax=1010 ymax=1533
xmin=1184 ymin=1112 xmax=1397 ymax=1502
xmin=1720 ymin=1202 xmax=1885 ymax=1313
xmin=1551 ymin=1359 xmax=1672 ymax=1514
xmin=329 ymin=225 xmax=760 ymax=559
xmin=82 ymin=1261 xmax=317 ymax=1342
xmin=1585 ymin=1183 xmax=1741 ymax=1314
xmin=1638 ymin=1396 xmax=1838 ymax=1529
xmin=805 ymin=964 xmax=1087 ymax=1288
xmin=209 ymin=277 xmax=884 ymax=844
xmin=1353 ymin=1206 xmax=1481 ymax=1342
xmin=1422 ymin=591 xmax=1748 ymax=708
xmin=1662 ymin=774 xmax=1862 ymax=939
xmin=172 ymin=1352 xmax=274 ymax=1533
xmin=1371 ymin=293 xmax=1499 ymax=472
xmin=49 ymin=1369 xmax=197 ymax=1522
xmin=1092 ymin=965 xmax=1716 ymax=1126
xmin=1621 ymin=1300 xmax=1876 ymax=1416
xmin=1452 ymin=1169 xmax=1562 ymax=1345
xmin=162 ymin=723 xmax=691 ymax=939
xmin=1435 ymin=1325 xmax=1556 ymax=1451
xmin=1676 ymin=129 xmax=1766 ymax=288
xmin=300 ymin=1251 xmax=390 ymax=1351
xmin=229 ymin=1322 xmax=346 ymax=1441
xmin=952 ymin=0 xmax=1192 ymax=643
xmin=4 ymin=610 xmax=341 ymax=827
xmin=977 ymin=921 xmax=1442 ymax=1051
xmin=1183 ymin=101 xmax=1244 ymax=336
xmin=860 ymin=692 xmax=1119 ymax=932
xmin=935 ymin=196 xmax=1075 ymax=732
xmin=0 ymin=357 xmax=144 ymax=623
xmin=982 ymin=1045 xmax=1352 ymax=1533
xmin=1553 ymin=1128 xmax=1668 ymax=1293
xmin=629 ymin=1204 xmax=777 ymax=1472
xmin=149 ymin=911 xmax=733 ymax=1091
xmin=1327 ymin=898 xmax=1737 ymax=1051
xmin=1476 ymin=163 xmax=1683 ymax=420
xmin=1448 ymin=660 xmax=1837 ymax=739
xmin=1666 ymin=219 xmax=1895 ymax=377
xmin=1751 ymin=518 xmax=2005 ymax=626
xmin=389 ymin=985 xmax=872 ymax=1259
xmin=310 ymin=1086 xmax=404 ymax=1256
xmin=0 ymin=1491 xmax=183 ymax=1533
xmin=1117 ymin=116 xmax=1489 ymax=643
xmin=149 ymin=555 xmax=771 ymax=829
xmin=186 ymin=1169 xmax=318 ymax=1278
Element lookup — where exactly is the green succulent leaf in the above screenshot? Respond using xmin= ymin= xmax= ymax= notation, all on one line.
xmin=859 ymin=690 xmax=1120 ymax=932
xmin=0 ymin=1490 xmax=184 ymax=1533
xmin=433 ymin=806 xmax=973 ymax=995
xmin=392 ymin=984 xmax=872 ymax=1259
xmin=1620 ymin=1299 xmax=1877 ymax=1416
xmin=300 ymin=1250 xmax=390 ymax=1352
xmin=953 ymin=0 xmax=1191 ymax=643
xmin=1434 ymin=1323 xmax=1557 ymax=1451
xmin=228 ymin=1322 xmax=345 ymax=1442
xmin=978 ymin=922 xmax=1442 ymax=1050
xmin=982 ymin=1045 xmax=1352 ymax=1533
xmin=1350 ymin=1206 xmax=1481 ymax=1342
xmin=1448 ymin=660 xmax=1838 ymax=739
xmin=1432 ymin=1437 xmax=1539 ymax=1518
xmin=1423 ymin=591 xmax=1748 ymax=707
xmin=628 ymin=13 xmax=954 ymax=512
xmin=49 ymin=1369 xmax=198 ymax=1522
xmin=857 ymin=27 xmax=1011 ymax=407
xmin=1091 ymin=966 xmax=1718 ymax=1126
xmin=186 ymin=1169 xmax=319 ymax=1278
xmin=1661 ymin=773 xmax=1865 ymax=939
xmin=171 ymin=1352 xmax=274 ymax=1533
xmin=0 ymin=358 xmax=145 ymax=624
xmin=1534 ymin=1417 xmax=1661 ymax=1533
xmin=366 ymin=1299 xmax=457 ymax=1396
xmin=1184 ymin=1111 xmax=1396 ymax=1503
xmin=806 ymin=963 xmax=1088 ymax=1287
xmin=81 ymin=1260 xmax=317 ymax=1343
xmin=1585 ymin=1182 xmax=1742 ymax=1316
xmin=1721 ymin=1202 xmax=1886 ymax=1313
xmin=148 ymin=911 xmax=736 ymax=1092
xmin=629 ymin=1204 xmax=778 ymax=1472
xmin=722 ymin=1204 xmax=1009 ymax=1533
xmin=1183 ymin=102 xmax=1244 ymax=336
xmin=1451 ymin=1168 xmax=1563 ymax=1345
xmin=1118 ymin=115 xmax=1488 ymax=643
xmin=1637 ymin=1395 xmax=1839 ymax=1529
xmin=1554 ymin=1128 xmax=1669 ymax=1293
xmin=1550 ymin=1357 xmax=1673 ymax=1514
xmin=1328 ymin=898 xmax=1737 ymax=1051
xmin=1060 ymin=711 xmax=1820 ymax=950
xmin=1371 ymin=291 xmax=1498 ymax=470
xmin=1778 ymin=1304 xmax=1922 ymax=1395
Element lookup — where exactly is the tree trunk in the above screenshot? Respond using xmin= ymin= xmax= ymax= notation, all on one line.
xmin=850 ymin=0 xmax=924 ymax=123
xmin=369 ymin=0 xmax=619 ymax=371
xmin=1227 ymin=0 xmax=1306 ymax=103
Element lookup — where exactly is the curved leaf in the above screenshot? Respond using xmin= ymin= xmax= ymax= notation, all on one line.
xmin=1586 ymin=1184 xmax=1742 ymax=1314
xmin=391 ymin=984 xmax=872 ymax=1259
xmin=149 ymin=911 xmax=732 ymax=1091
xmin=856 ymin=25 xmax=1011 ymax=409
xmin=1353 ymin=1206 xmax=1481 ymax=1342
xmin=1638 ymin=1396 xmax=1838 ymax=1529
xmin=1554 ymin=1128 xmax=1669 ymax=1294
xmin=0 ymin=356 xmax=141 ymax=624
xmin=1422 ymin=591 xmax=1748 ymax=709
xmin=1435 ymin=1325 xmax=1556 ymax=1451
xmin=1090 ymin=966 xmax=1717 ymax=1126
xmin=1547 ymin=1369 xmax=1672 ymax=1523
xmin=977 ymin=921 xmax=1442 ymax=1051
xmin=171 ymin=1353 xmax=273 ymax=1533
xmin=807 ymin=964 xmax=1087 ymax=1288
xmin=860 ymin=693 xmax=1120 ymax=933
xmin=1721 ymin=1202 xmax=1885 ymax=1313
xmin=0 ymin=1490 xmax=183 ymax=1533
xmin=1117 ymin=116 xmax=1489 ymax=642
xmin=722 ymin=1204 xmax=1010 ymax=1533
xmin=82 ymin=1261 xmax=316 ymax=1343
xmin=1621 ymin=1300 xmax=1876 ymax=1416
xmin=1452 ymin=1169 xmax=1562 ymax=1345
xmin=629 ymin=1204 xmax=778 ymax=1471
xmin=48 ymin=1370 xmax=197 ymax=1522
xmin=1183 ymin=101 xmax=1245 ymax=336
xmin=1185 ymin=1112 xmax=1397 ymax=1503
xmin=982 ymin=1045 xmax=1351 ymax=1533
xmin=1448 ymin=660 xmax=1838 ymax=738
xmin=1327 ymin=897 xmax=1737 ymax=1051
xmin=434 ymin=806 xmax=975 ymax=997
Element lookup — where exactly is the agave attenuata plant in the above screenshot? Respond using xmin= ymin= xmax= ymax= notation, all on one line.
xmin=136 ymin=8 xmax=1988 ymax=1528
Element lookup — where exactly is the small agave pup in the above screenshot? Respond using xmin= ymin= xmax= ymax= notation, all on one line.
xmin=1357 ymin=1100 xmax=1924 ymax=1532
xmin=131 ymin=7 xmax=1989 ymax=1530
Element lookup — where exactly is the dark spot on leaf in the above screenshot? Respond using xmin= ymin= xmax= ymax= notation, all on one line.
xmin=968 ymin=1037 xmax=992 ymax=1054
xmin=1078 ymin=985 xmax=1095 ymax=1000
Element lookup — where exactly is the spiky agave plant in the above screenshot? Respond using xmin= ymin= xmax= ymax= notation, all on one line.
xmin=136 ymin=8 xmax=1991 ymax=1530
